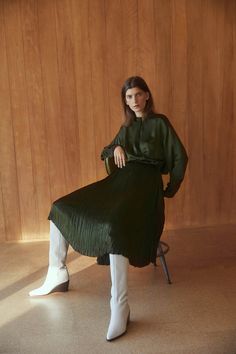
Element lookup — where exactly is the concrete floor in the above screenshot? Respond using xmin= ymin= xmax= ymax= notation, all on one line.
xmin=0 ymin=224 xmax=236 ymax=354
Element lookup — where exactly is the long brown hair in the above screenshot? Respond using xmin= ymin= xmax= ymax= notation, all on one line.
xmin=121 ymin=76 xmax=155 ymax=126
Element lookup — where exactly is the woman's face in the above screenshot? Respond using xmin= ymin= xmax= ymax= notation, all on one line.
xmin=125 ymin=87 xmax=149 ymax=117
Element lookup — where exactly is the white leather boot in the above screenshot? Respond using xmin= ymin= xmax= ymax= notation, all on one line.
xmin=29 ymin=221 xmax=69 ymax=297
xmin=106 ymin=254 xmax=130 ymax=341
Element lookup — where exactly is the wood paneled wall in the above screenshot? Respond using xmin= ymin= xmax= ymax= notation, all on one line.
xmin=0 ymin=0 xmax=235 ymax=241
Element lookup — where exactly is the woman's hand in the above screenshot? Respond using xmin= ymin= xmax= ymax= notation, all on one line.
xmin=114 ymin=146 xmax=126 ymax=168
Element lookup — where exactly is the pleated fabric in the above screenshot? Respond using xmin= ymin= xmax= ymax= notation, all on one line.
xmin=48 ymin=113 xmax=188 ymax=267
xmin=48 ymin=162 xmax=164 ymax=267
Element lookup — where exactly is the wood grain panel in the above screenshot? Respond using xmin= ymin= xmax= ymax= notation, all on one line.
xmin=37 ymin=0 xmax=67 ymax=204
xmin=232 ymin=1 xmax=236 ymax=223
xmin=88 ymin=0 xmax=110 ymax=180
xmin=202 ymin=0 xmax=225 ymax=225
xmin=0 ymin=1 xmax=22 ymax=241
xmin=153 ymin=0 xmax=175 ymax=229
xmin=55 ymin=0 xmax=82 ymax=191
xmin=0 ymin=183 xmax=6 ymax=242
xmin=20 ymin=0 xmax=51 ymax=237
xmin=104 ymin=0 xmax=124 ymax=137
xmin=137 ymin=0 xmax=156 ymax=90
xmin=0 ymin=0 xmax=235 ymax=241
xmin=121 ymin=0 xmax=138 ymax=79
xmin=3 ymin=0 xmax=37 ymax=240
xmin=71 ymin=0 xmax=96 ymax=187
xmin=218 ymin=0 xmax=235 ymax=224
xmin=153 ymin=0 xmax=172 ymax=115
xmin=185 ymin=0 xmax=205 ymax=227
xmin=164 ymin=0 xmax=189 ymax=229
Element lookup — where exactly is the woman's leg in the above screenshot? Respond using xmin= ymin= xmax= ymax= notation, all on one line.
xmin=29 ymin=221 xmax=69 ymax=297
xmin=106 ymin=254 xmax=130 ymax=341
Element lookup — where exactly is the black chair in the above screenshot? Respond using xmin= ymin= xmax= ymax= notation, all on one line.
xmin=155 ymin=241 xmax=172 ymax=284
xmin=104 ymin=157 xmax=172 ymax=284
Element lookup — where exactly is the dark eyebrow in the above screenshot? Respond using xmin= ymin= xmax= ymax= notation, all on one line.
xmin=126 ymin=91 xmax=142 ymax=97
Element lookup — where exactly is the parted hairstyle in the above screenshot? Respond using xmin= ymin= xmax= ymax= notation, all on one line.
xmin=121 ymin=76 xmax=155 ymax=126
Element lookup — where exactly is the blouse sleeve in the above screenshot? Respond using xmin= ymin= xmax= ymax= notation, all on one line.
xmin=101 ymin=126 xmax=125 ymax=160
xmin=161 ymin=116 xmax=188 ymax=198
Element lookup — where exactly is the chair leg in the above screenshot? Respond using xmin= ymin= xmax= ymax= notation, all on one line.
xmin=157 ymin=243 xmax=172 ymax=284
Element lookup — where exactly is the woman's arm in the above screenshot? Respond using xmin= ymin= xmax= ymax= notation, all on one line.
xmin=101 ymin=127 xmax=126 ymax=168
xmin=161 ymin=116 xmax=188 ymax=198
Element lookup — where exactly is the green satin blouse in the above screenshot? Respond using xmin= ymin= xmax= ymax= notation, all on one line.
xmin=101 ymin=113 xmax=188 ymax=198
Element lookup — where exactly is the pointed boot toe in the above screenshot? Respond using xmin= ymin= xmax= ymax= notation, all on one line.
xmin=29 ymin=267 xmax=69 ymax=297
xmin=106 ymin=305 xmax=130 ymax=341
xmin=29 ymin=280 xmax=69 ymax=297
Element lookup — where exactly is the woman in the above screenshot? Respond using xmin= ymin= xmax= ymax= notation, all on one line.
xmin=29 ymin=76 xmax=188 ymax=341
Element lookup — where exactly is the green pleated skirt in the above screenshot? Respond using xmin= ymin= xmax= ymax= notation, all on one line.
xmin=48 ymin=162 xmax=165 ymax=267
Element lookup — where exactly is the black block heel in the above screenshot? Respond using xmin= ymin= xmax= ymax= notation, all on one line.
xmin=51 ymin=280 xmax=69 ymax=294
